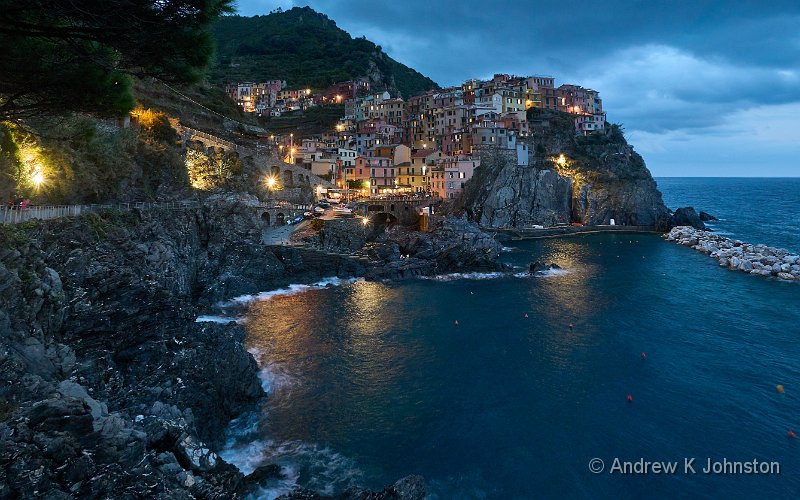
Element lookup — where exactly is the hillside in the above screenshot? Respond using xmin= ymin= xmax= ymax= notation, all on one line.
xmin=211 ymin=7 xmax=439 ymax=98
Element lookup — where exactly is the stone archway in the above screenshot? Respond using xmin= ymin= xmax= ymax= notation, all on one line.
xmin=271 ymin=165 xmax=281 ymax=177
xmin=261 ymin=212 xmax=271 ymax=226
xmin=276 ymin=212 xmax=285 ymax=225
xmin=283 ymin=170 xmax=294 ymax=187
xmin=372 ymin=212 xmax=398 ymax=226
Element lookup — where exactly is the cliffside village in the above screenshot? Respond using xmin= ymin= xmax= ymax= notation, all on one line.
xmin=225 ymin=74 xmax=605 ymax=199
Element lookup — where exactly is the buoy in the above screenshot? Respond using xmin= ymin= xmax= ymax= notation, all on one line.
xmin=454 ymin=320 xmax=459 ymax=326
xmin=627 ymin=394 xmax=633 ymax=402
xmin=777 ymin=384 xmax=785 ymax=394
xmin=788 ymin=430 xmax=797 ymax=439
xmin=524 ymin=313 xmax=529 ymax=318
xmin=641 ymin=352 xmax=646 ymax=359
xmin=568 ymin=323 xmax=574 ymax=329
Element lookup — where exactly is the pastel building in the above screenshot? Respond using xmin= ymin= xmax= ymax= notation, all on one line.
xmin=430 ymin=156 xmax=479 ymax=199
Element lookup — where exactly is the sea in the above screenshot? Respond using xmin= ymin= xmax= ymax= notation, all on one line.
xmin=219 ymin=178 xmax=800 ymax=499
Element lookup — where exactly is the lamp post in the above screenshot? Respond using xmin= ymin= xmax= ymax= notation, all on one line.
xmin=266 ymin=176 xmax=277 ymax=204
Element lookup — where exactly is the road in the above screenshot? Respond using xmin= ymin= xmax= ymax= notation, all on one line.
xmin=262 ymin=219 xmax=310 ymax=245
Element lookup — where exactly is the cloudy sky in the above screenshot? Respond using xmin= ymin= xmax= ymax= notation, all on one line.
xmin=236 ymin=1 xmax=799 ymax=176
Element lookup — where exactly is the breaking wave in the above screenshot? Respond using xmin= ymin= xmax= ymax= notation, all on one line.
xmin=225 ymin=277 xmax=363 ymax=306
xmin=420 ymin=272 xmax=506 ymax=281
xmin=195 ymin=315 xmax=245 ymax=324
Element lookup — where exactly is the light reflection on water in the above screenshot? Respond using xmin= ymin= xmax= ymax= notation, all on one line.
xmin=225 ymin=233 xmax=800 ymax=499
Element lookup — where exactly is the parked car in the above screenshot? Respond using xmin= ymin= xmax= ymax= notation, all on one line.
xmin=303 ymin=211 xmax=314 ymax=219
xmin=313 ymin=206 xmax=326 ymax=214
xmin=290 ymin=215 xmax=304 ymax=225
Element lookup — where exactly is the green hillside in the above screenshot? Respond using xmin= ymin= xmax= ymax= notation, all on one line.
xmin=211 ymin=7 xmax=439 ymax=98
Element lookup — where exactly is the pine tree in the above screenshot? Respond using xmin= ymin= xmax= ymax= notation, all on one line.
xmin=0 ymin=0 xmax=234 ymax=120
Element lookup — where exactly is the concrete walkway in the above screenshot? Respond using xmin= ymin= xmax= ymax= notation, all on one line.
xmin=483 ymin=225 xmax=663 ymax=240
xmin=262 ymin=220 xmax=310 ymax=246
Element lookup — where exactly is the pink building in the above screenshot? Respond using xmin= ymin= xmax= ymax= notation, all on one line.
xmin=430 ymin=156 xmax=479 ymax=199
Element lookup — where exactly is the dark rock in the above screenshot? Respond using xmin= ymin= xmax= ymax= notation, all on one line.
xmin=699 ymin=211 xmax=718 ymax=221
xmin=671 ymin=207 xmax=706 ymax=230
xmin=529 ymin=261 xmax=561 ymax=273
xmin=239 ymin=463 xmax=285 ymax=495
xmin=338 ymin=474 xmax=427 ymax=500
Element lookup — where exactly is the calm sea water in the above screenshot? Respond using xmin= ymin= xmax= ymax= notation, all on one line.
xmin=222 ymin=178 xmax=800 ymax=499
xmin=656 ymin=177 xmax=800 ymax=252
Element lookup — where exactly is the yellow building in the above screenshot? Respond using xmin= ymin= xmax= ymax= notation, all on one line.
xmin=396 ymin=162 xmax=428 ymax=193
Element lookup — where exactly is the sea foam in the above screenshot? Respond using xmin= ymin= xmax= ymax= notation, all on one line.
xmin=226 ymin=277 xmax=363 ymax=306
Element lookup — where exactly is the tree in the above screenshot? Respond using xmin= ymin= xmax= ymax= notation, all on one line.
xmin=0 ymin=0 xmax=234 ymax=121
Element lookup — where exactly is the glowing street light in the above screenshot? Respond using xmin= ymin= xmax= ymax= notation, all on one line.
xmin=361 ymin=216 xmax=370 ymax=226
xmin=556 ymin=154 xmax=567 ymax=167
xmin=266 ymin=176 xmax=277 ymax=189
xmin=31 ymin=168 xmax=44 ymax=189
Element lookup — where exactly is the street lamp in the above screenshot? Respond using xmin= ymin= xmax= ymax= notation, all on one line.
xmin=31 ymin=168 xmax=44 ymax=189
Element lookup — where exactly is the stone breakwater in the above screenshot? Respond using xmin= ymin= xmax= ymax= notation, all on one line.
xmin=665 ymin=227 xmax=800 ymax=281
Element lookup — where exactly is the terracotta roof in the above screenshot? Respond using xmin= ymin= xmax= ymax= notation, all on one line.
xmin=412 ymin=148 xmax=435 ymax=157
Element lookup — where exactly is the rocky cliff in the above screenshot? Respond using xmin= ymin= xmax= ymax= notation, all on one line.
xmin=291 ymin=215 xmax=505 ymax=280
xmin=0 ymin=202 xmax=499 ymax=498
xmin=464 ymin=110 xmax=672 ymax=230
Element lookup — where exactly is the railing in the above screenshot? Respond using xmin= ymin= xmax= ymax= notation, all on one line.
xmin=177 ymin=125 xmax=242 ymax=152
xmin=0 ymin=201 xmax=199 ymax=225
xmin=0 ymin=200 xmax=319 ymax=225
xmin=364 ymin=195 xmax=435 ymax=203
xmin=250 ymin=202 xmax=313 ymax=211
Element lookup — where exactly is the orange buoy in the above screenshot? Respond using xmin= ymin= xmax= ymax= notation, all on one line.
xmin=641 ymin=352 xmax=646 ymax=359
xmin=627 ymin=394 xmax=633 ymax=402
xmin=777 ymin=385 xmax=785 ymax=394
xmin=524 ymin=313 xmax=529 ymax=318
xmin=454 ymin=320 xmax=459 ymax=326
xmin=788 ymin=430 xmax=797 ymax=439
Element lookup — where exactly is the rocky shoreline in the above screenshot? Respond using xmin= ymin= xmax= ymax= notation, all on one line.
xmin=0 ymin=201 xmax=502 ymax=499
xmin=665 ymin=226 xmax=800 ymax=281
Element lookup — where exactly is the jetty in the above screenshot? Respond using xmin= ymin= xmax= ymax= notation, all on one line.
xmin=665 ymin=226 xmax=799 ymax=281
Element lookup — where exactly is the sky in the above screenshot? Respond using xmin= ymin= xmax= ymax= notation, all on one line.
xmin=235 ymin=1 xmax=800 ymax=176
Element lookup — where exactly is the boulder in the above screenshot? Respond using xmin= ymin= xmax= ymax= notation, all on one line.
xmin=671 ymin=207 xmax=706 ymax=230
xmin=529 ymin=261 xmax=561 ymax=273
xmin=699 ymin=211 xmax=718 ymax=221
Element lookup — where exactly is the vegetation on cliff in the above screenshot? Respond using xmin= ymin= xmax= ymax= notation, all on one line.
xmin=211 ymin=7 xmax=439 ymax=98
xmin=0 ymin=115 xmax=188 ymax=205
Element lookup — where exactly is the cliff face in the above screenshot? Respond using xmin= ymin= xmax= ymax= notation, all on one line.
xmin=0 ymin=206 xmax=272 ymax=498
xmin=464 ymin=149 xmax=573 ymax=227
xmin=463 ymin=110 xmax=671 ymax=230
xmin=0 ymin=203 xmax=375 ymax=498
